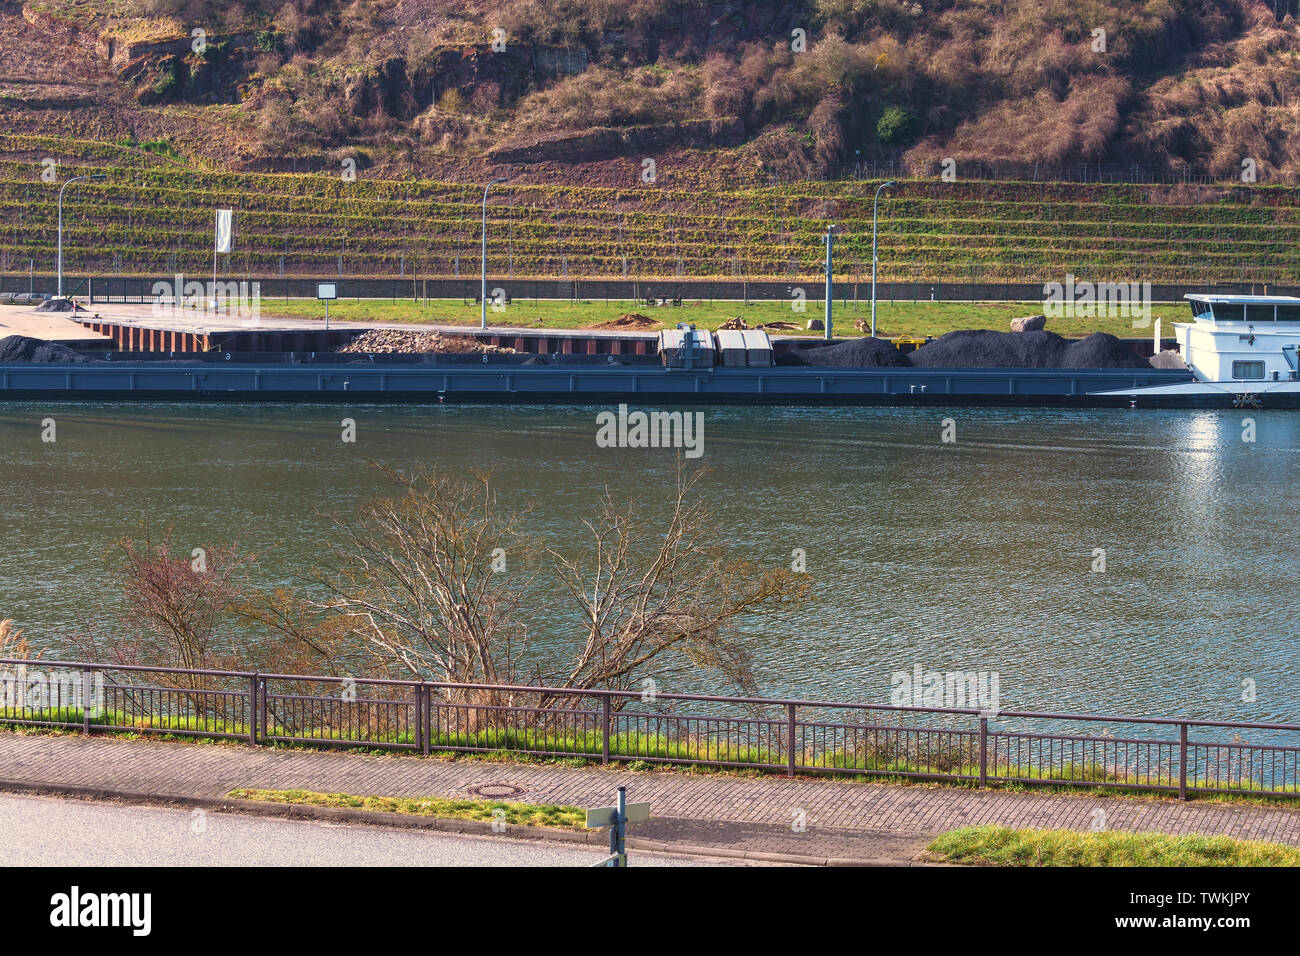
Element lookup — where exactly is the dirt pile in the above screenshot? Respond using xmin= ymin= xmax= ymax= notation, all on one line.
xmin=0 ymin=335 xmax=97 ymax=362
xmin=787 ymin=337 xmax=912 ymax=368
xmin=590 ymin=313 xmax=660 ymax=330
xmin=337 ymin=329 xmax=515 ymax=354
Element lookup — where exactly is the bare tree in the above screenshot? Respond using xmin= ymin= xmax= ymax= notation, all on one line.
xmin=315 ymin=466 xmax=536 ymax=688
xmin=545 ymin=465 xmax=811 ymax=700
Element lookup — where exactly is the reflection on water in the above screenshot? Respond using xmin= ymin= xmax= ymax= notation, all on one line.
xmin=0 ymin=402 xmax=1297 ymax=729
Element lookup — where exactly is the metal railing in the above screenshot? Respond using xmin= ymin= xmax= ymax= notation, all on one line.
xmin=1 ymin=658 xmax=1297 ymax=801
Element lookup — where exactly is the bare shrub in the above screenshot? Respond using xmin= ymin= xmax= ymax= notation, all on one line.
xmin=544 ymin=465 xmax=811 ymax=700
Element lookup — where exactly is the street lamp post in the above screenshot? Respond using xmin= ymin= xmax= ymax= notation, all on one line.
xmin=481 ymin=177 xmax=508 ymax=330
xmin=823 ymin=224 xmax=836 ymax=341
xmin=871 ymin=179 xmax=895 ymax=338
xmin=57 ymin=174 xmax=105 ymax=298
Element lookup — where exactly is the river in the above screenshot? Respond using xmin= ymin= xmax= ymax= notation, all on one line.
xmin=1 ymin=402 xmax=1296 ymax=727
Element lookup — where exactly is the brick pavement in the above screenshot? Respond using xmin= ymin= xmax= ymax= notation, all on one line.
xmin=2 ymin=731 xmax=1298 ymax=863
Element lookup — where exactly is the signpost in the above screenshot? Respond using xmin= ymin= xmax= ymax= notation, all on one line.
xmin=317 ymin=282 xmax=338 ymax=329
xmin=214 ymin=209 xmax=233 ymax=311
xmin=585 ymin=786 xmax=649 ymax=867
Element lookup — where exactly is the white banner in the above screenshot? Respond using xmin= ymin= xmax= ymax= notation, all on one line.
xmin=214 ymin=209 xmax=233 ymax=254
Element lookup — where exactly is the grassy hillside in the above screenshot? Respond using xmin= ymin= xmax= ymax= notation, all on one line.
xmin=3 ymin=131 xmax=1299 ymax=283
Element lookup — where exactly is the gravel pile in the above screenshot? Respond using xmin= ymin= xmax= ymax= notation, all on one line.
xmin=34 ymin=297 xmax=85 ymax=313
xmin=0 ymin=335 xmax=97 ymax=362
xmin=1149 ymin=349 xmax=1188 ymax=369
xmin=338 ymin=329 xmax=515 ymax=354
xmin=787 ymin=337 xmax=912 ymax=367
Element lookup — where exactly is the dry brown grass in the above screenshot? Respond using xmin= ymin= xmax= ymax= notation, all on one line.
xmin=21 ymin=0 xmax=1300 ymax=180
xmin=0 ymin=620 xmax=40 ymax=661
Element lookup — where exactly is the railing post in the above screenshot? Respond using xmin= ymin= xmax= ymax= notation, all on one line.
xmin=786 ymin=703 xmax=797 ymax=777
xmin=81 ymin=666 xmax=92 ymax=735
xmin=1179 ymin=722 xmax=1188 ymax=801
xmin=416 ymin=683 xmax=429 ymax=755
xmin=249 ymin=673 xmax=259 ymax=746
xmin=261 ymin=676 xmax=269 ymax=742
xmin=425 ymin=684 xmax=434 ymax=755
xmin=601 ymin=693 xmax=611 ymax=765
xmin=978 ymin=717 xmax=988 ymax=789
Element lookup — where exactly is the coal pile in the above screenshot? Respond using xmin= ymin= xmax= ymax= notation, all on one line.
xmin=785 ymin=337 xmax=912 ymax=368
xmin=0 ymin=335 xmax=98 ymax=363
xmin=911 ymin=330 xmax=1070 ymax=368
xmin=1061 ymin=332 xmax=1150 ymax=369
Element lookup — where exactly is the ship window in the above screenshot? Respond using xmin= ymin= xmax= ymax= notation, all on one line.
xmin=1277 ymin=305 xmax=1300 ymax=322
xmin=1246 ymin=304 xmax=1277 ymax=322
xmin=1206 ymin=303 xmax=1246 ymax=321
xmin=1189 ymin=300 xmax=1214 ymax=318
xmin=1232 ymin=361 xmax=1265 ymax=380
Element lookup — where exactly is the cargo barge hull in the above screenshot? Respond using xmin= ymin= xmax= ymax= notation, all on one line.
xmin=0 ymin=362 xmax=1247 ymax=406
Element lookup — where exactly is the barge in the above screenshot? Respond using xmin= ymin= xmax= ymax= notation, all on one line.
xmin=14 ymin=291 xmax=1300 ymax=406
xmin=0 ymin=360 xmax=1193 ymax=405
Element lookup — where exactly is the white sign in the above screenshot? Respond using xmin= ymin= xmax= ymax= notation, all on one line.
xmin=317 ymin=282 xmax=338 ymax=300
xmin=585 ymin=802 xmax=650 ymax=828
xmin=214 ymin=209 xmax=233 ymax=254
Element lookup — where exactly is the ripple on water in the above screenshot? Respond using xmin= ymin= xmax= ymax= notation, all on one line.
xmin=0 ymin=403 xmax=1296 ymax=731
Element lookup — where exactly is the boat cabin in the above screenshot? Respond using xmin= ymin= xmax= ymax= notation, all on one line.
xmin=1177 ymin=294 xmax=1300 ymax=383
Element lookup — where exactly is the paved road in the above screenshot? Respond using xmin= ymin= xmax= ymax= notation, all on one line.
xmin=0 ymin=794 xmax=734 ymax=867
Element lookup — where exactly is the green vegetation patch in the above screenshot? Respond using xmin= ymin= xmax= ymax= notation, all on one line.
xmin=926 ymin=825 xmax=1300 ymax=867
xmin=228 ymin=787 xmax=587 ymax=830
xmin=261 ymin=298 xmax=1162 ymax=340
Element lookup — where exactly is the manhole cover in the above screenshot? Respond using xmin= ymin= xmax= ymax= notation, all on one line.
xmin=467 ymin=783 xmax=527 ymax=799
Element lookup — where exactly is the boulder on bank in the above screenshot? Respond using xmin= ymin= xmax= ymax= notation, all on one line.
xmin=0 ymin=335 xmax=97 ymax=363
xmin=806 ymin=318 xmax=825 ymax=331
xmin=785 ymin=337 xmax=912 ymax=368
xmin=910 ymin=330 xmax=1070 ymax=368
xmin=1009 ymin=314 xmax=1046 ymax=332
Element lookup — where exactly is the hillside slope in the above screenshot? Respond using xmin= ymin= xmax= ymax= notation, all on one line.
xmin=4 ymin=0 xmax=1300 ymax=183
xmin=3 ymin=130 xmax=1298 ymax=284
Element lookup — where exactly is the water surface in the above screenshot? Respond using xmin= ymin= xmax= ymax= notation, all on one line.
xmin=0 ymin=402 xmax=1296 ymax=729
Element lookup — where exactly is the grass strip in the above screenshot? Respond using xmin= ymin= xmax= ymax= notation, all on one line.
xmin=227 ymin=787 xmax=588 ymax=830
xmin=926 ymin=824 xmax=1300 ymax=867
